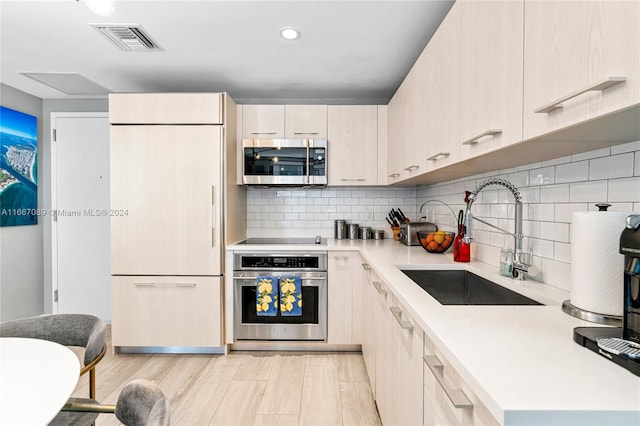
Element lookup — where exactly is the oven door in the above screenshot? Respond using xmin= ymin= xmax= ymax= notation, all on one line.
xmin=234 ymin=271 xmax=327 ymax=341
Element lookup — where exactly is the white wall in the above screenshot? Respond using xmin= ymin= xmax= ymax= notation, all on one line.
xmin=416 ymin=140 xmax=640 ymax=292
xmin=0 ymin=84 xmax=44 ymax=321
xmin=246 ymin=186 xmax=417 ymax=238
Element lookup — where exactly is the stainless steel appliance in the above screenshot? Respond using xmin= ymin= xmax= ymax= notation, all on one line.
xmin=399 ymin=221 xmax=437 ymax=246
xmin=242 ymin=138 xmax=327 ymax=186
xmin=233 ymin=252 xmax=328 ymax=341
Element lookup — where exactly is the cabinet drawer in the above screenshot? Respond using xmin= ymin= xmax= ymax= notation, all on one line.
xmin=111 ymin=275 xmax=222 ymax=347
xmin=423 ymin=332 xmax=499 ymax=426
xmin=109 ymin=93 xmax=223 ymax=124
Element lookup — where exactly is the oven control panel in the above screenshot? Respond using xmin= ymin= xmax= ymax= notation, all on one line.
xmin=234 ymin=253 xmax=328 ymax=271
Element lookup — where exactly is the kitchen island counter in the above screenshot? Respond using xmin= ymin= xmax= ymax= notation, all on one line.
xmin=227 ymin=239 xmax=640 ymax=425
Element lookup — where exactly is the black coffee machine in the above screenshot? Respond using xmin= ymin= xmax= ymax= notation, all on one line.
xmin=573 ymin=214 xmax=640 ymax=376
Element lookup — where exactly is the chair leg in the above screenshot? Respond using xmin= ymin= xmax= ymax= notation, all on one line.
xmin=89 ymin=368 xmax=96 ymax=399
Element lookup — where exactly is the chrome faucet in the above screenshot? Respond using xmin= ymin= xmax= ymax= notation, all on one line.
xmin=463 ymin=178 xmax=536 ymax=279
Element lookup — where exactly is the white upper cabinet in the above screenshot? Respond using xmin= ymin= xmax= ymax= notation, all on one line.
xmin=523 ymin=0 xmax=640 ymax=140
xmin=387 ymin=49 xmax=428 ymax=183
xmin=242 ymin=105 xmax=285 ymax=138
xmin=425 ymin=1 xmax=461 ymax=170
xmin=327 ymin=105 xmax=379 ymax=185
xmin=285 ymin=105 xmax=328 ymax=139
xmin=460 ymin=0 xmax=524 ymax=159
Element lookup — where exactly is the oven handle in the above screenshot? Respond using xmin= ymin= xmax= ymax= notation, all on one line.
xmin=234 ymin=276 xmax=326 ymax=283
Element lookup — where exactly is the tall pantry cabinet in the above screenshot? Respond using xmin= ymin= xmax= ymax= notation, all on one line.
xmin=109 ymin=93 xmax=245 ymax=351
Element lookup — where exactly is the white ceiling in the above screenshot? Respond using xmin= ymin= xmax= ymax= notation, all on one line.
xmin=0 ymin=0 xmax=454 ymax=104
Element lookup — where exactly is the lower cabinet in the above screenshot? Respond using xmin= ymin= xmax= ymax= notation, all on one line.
xmin=359 ymin=259 xmax=377 ymax=393
xmin=423 ymin=332 xmax=500 ymax=426
xmin=327 ymin=251 xmax=359 ymax=344
xmin=111 ymin=275 xmax=222 ymax=348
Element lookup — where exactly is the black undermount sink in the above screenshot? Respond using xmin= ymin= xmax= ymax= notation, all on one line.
xmin=401 ymin=269 xmax=542 ymax=306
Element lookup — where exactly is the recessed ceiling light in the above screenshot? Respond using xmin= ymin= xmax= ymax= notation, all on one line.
xmin=280 ymin=27 xmax=300 ymax=41
xmin=85 ymin=0 xmax=115 ymax=17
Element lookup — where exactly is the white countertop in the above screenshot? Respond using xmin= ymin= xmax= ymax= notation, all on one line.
xmin=228 ymin=238 xmax=640 ymax=425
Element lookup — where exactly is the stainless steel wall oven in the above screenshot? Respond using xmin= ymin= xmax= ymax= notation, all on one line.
xmin=233 ymin=252 xmax=328 ymax=341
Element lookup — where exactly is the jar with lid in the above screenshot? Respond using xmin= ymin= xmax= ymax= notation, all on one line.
xmin=499 ymin=244 xmax=513 ymax=277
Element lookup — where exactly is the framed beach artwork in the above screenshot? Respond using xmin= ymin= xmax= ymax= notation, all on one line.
xmin=0 ymin=106 xmax=38 ymax=227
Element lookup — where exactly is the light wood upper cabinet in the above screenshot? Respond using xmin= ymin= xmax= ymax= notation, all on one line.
xmin=110 ymin=125 xmax=222 ymax=276
xmin=460 ymin=0 xmax=523 ymax=159
xmin=523 ymin=0 xmax=640 ymax=141
xmin=242 ymin=105 xmax=285 ymax=138
xmin=387 ymin=49 xmax=428 ymax=183
xmin=108 ymin=93 xmax=223 ymax=124
xmin=285 ymin=105 xmax=328 ymax=138
xmin=425 ymin=1 xmax=461 ymax=171
xmin=327 ymin=105 xmax=378 ymax=185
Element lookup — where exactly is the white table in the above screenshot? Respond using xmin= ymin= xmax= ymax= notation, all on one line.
xmin=0 ymin=337 xmax=80 ymax=425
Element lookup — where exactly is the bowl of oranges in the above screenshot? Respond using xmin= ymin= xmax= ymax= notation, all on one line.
xmin=417 ymin=230 xmax=455 ymax=253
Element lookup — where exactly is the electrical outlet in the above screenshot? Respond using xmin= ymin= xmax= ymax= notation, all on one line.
xmin=367 ymin=209 xmax=374 ymax=220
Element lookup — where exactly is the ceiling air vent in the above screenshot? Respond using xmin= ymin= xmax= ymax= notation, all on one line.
xmin=91 ymin=24 xmax=163 ymax=51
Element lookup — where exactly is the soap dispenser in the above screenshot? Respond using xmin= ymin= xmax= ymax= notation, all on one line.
xmin=499 ymin=244 xmax=513 ymax=277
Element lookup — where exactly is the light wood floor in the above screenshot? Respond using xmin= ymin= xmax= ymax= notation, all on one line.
xmin=70 ymin=329 xmax=382 ymax=426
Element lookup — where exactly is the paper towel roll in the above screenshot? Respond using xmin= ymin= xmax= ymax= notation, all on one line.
xmin=571 ymin=211 xmax=630 ymax=316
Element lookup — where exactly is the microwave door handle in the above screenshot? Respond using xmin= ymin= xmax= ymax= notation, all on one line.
xmin=306 ymin=140 xmax=310 ymax=185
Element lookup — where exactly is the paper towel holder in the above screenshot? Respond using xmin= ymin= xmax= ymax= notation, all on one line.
xmin=561 ymin=300 xmax=622 ymax=326
xmin=562 ymin=203 xmax=623 ymax=326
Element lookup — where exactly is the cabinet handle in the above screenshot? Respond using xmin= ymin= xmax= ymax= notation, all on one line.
xmin=426 ymin=152 xmax=451 ymax=161
xmin=388 ymin=173 xmax=400 ymax=178
xmin=211 ymin=185 xmax=216 ymax=247
xmin=340 ymin=178 xmax=365 ymax=181
xmin=423 ymin=355 xmax=473 ymax=409
xmin=404 ymin=165 xmax=420 ymax=172
xmin=333 ymin=255 xmax=349 ymax=260
xmin=372 ymin=281 xmax=387 ymax=295
xmin=461 ymin=129 xmax=502 ymax=146
xmin=250 ymin=131 xmax=277 ymax=135
xmin=389 ymin=306 xmax=413 ymax=330
xmin=534 ymin=76 xmax=626 ymax=114
xmin=134 ymin=283 xmax=197 ymax=288
xmin=361 ymin=263 xmax=371 ymax=271
xmin=293 ymin=132 xmax=319 ymax=135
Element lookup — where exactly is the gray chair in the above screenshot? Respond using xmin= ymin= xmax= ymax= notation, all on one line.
xmin=0 ymin=313 xmax=107 ymax=399
xmin=52 ymin=379 xmax=170 ymax=426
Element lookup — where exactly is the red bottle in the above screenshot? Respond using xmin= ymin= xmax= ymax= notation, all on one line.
xmin=453 ymin=225 xmax=470 ymax=263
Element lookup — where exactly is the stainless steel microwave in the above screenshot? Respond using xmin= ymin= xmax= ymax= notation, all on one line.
xmin=242 ymin=139 xmax=327 ymax=186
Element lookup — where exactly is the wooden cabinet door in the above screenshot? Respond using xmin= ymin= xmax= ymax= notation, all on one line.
xmin=389 ymin=300 xmax=424 ymax=426
xmin=425 ymin=2 xmax=461 ymax=171
xmin=110 ymin=125 xmax=222 ymax=276
xmin=327 ymin=106 xmax=378 ymax=185
xmin=111 ymin=275 xmax=222 ymax=347
xmin=242 ymin=105 xmax=285 ymax=138
xmin=285 ymin=105 xmax=328 ymax=139
xmin=327 ymin=251 xmax=355 ymax=344
xmin=108 ymin=93 xmax=223 ymax=124
xmin=373 ymin=280 xmax=393 ymax=424
xmin=359 ymin=260 xmax=376 ymax=395
xmin=386 ymin=88 xmax=407 ymax=183
xmin=523 ymin=0 xmax=640 ymax=140
xmin=460 ymin=0 xmax=523 ymax=160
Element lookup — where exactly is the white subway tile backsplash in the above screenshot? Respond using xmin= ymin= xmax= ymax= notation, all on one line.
xmin=554 ymin=203 xmax=588 ymax=223
xmin=508 ymin=171 xmax=530 ymax=187
xmin=528 ymin=204 xmax=554 ymax=221
xmin=542 ymin=155 xmax=572 ymax=167
xmin=569 ymin=180 xmax=607 ymax=202
xmin=554 ymin=242 xmax=571 ymax=263
xmin=572 ymin=147 xmax=610 ymax=162
xmin=529 ymin=166 xmax=555 ymax=185
xmin=555 ymin=161 xmax=588 ymax=184
xmin=589 ymin=153 xmax=634 ymax=180
xmin=540 ymin=184 xmax=569 ymax=203
xmin=608 ymin=177 xmax=640 ymax=202
xmin=611 ymin=141 xmax=640 ymax=155
xmin=539 ymin=222 xmax=569 ymax=243
xmin=635 ymin=152 xmax=640 ymax=176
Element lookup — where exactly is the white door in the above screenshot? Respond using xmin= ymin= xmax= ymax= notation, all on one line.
xmin=51 ymin=113 xmax=110 ymax=320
